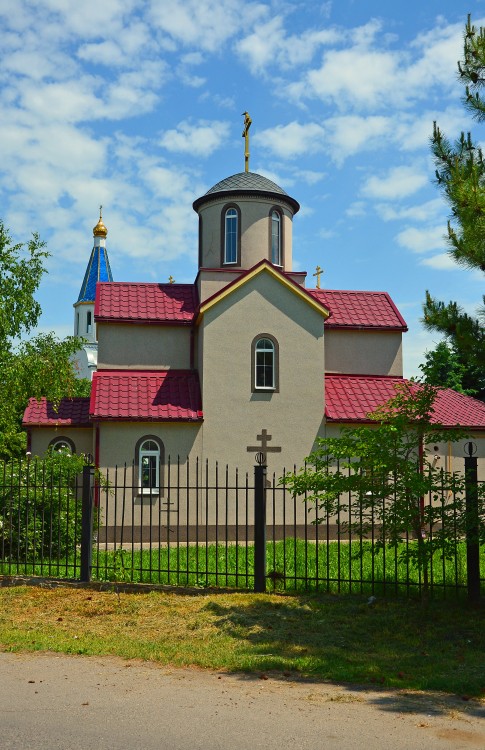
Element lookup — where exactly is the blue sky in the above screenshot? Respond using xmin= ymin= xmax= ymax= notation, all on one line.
xmin=1 ymin=0 xmax=483 ymax=377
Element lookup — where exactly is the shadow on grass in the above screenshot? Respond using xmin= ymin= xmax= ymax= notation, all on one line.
xmin=203 ymin=593 xmax=485 ymax=714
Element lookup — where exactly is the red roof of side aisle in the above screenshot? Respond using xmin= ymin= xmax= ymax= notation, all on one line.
xmin=310 ymin=290 xmax=408 ymax=330
xmin=90 ymin=370 xmax=203 ymax=421
xmin=95 ymin=282 xmax=198 ymax=324
xmin=325 ymin=375 xmax=485 ymax=429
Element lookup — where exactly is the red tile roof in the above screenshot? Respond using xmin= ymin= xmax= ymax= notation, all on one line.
xmin=23 ymin=397 xmax=91 ymax=427
xmin=325 ymin=375 xmax=485 ymax=429
xmin=310 ymin=290 xmax=407 ymax=330
xmin=95 ymin=282 xmax=198 ymax=324
xmin=90 ymin=370 xmax=203 ymax=421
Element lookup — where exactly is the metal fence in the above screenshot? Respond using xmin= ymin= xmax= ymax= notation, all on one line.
xmin=0 ymin=456 xmax=483 ymax=600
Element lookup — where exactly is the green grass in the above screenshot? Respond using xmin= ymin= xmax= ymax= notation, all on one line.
xmin=2 ymin=538 xmax=482 ymax=599
xmin=0 ymin=585 xmax=484 ymax=698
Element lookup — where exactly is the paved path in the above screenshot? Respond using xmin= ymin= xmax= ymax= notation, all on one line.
xmin=0 ymin=652 xmax=484 ymax=749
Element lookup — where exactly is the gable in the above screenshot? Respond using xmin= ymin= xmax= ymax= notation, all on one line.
xmin=197 ymin=261 xmax=330 ymax=324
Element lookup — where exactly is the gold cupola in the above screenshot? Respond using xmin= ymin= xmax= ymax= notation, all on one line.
xmin=93 ymin=205 xmax=108 ymax=238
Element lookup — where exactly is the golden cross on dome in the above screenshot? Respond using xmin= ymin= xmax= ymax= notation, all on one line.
xmin=313 ymin=265 xmax=323 ymax=289
xmin=241 ymin=111 xmax=252 ymax=173
xmin=168 ymin=275 xmax=175 ymax=284
xmin=99 ymin=204 xmax=103 ymax=218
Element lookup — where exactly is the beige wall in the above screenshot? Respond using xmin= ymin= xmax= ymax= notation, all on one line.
xmin=325 ymin=423 xmax=485 ymax=482
xmin=29 ymin=427 xmax=94 ymax=458
xmin=97 ymin=323 xmax=191 ymax=370
xmin=197 ymin=270 xmax=326 ymax=477
xmin=198 ymin=196 xmax=294 ymax=272
xmin=196 ymin=269 xmax=242 ymax=304
xmin=324 ymin=330 xmax=403 ymax=376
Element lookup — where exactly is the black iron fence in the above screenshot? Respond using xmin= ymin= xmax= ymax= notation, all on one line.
xmin=0 ymin=455 xmax=483 ymax=600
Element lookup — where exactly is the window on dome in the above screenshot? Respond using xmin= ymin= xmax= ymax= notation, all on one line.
xmin=271 ymin=210 xmax=282 ymax=266
xmin=223 ymin=205 xmax=239 ymax=265
xmin=252 ymin=335 xmax=279 ymax=392
xmin=135 ymin=436 xmax=164 ymax=495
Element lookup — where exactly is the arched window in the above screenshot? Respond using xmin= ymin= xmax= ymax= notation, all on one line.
xmin=223 ymin=205 xmax=239 ymax=264
xmin=86 ymin=311 xmax=92 ymax=334
xmin=252 ymin=335 xmax=279 ymax=392
xmin=135 ymin=436 xmax=164 ymax=494
xmin=49 ymin=437 xmax=75 ymax=454
xmin=271 ymin=210 xmax=282 ymax=265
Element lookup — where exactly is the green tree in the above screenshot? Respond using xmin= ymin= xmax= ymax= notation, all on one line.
xmin=424 ymin=15 xmax=485 ymax=399
xmin=0 ymin=221 xmax=90 ymax=458
xmin=419 ymin=340 xmax=484 ymax=399
xmin=283 ymin=383 xmax=477 ymax=600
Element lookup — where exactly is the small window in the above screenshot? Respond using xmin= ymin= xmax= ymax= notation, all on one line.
xmin=49 ymin=437 xmax=75 ymax=454
xmin=271 ymin=210 xmax=281 ymax=265
xmin=135 ymin=436 xmax=164 ymax=495
xmin=224 ymin=208 xmax=238 ymax=264
xmin=76 ymin=312 xmax=79 ymax=335
xmin=252 ymin=335 xmax=279 ymax=392
xmin=86 ymin=311 xmax=92 ymax=334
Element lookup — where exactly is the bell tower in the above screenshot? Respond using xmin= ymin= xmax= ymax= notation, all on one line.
xmin=72 ymin=207 xmax=113 ymax=379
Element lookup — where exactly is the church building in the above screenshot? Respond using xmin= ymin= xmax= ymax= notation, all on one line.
xmin=23 ymin=160 xmax=485 ymax=489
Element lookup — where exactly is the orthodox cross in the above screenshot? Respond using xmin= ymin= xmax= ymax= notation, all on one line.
xmin=168 ymin=275 xmax=175 ymax=284
xmin=241 ymin=111 xmax=252 ymax=173
xmin=313 ymin=265 xmax=323 ymax=289
xmin=99 ymin=204 xmax=103 ymax=219
xmin=247 ymin=428 xmax=281 ymax=464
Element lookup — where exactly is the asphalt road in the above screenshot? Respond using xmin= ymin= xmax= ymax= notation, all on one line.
xmin=1 ymin=652 xmax=484 ymax=749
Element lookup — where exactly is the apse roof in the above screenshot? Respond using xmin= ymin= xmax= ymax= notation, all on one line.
xmin=90 ymin=370 xmax=203 ymax=421
xmin=310 ymin=289 xmax=407 ymax=330
xmin=324 ymin=375 xmax=485 ymax=429
xmin=193 ymin=171 xmax=300 ymax=213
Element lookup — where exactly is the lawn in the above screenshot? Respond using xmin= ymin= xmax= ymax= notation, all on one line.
xmin=0 ymin=584 xmax=484 ymax=698
xmin=0 ymin=538 xmax=479 ymax=597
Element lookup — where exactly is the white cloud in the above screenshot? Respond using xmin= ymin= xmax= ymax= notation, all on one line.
xmin=376 ymin=198 xmax=444 ymax=222
xmin=362 ymin=166 xmax=428 ymax=200
xmin=254 ymin=122 xmax=326 ymax=159
xmin=346 ymin=201 xmax=366 ymax=218
xmin=396 ymin=225 xmax=446 ymax=254
xmin=420 ymin=253 xmax=457 ymax=270
xmin=159 ymin=120 xmax=230 ymax=157
xmin=324 ymin=115 xmax=390 ymax=162
xmin=148 ymin=0 xmax=266 ymax=53
xmin=285 ymin=17 xmax=464 ymax=112
xmin=236 ymin=15 xmax=339 ymax=74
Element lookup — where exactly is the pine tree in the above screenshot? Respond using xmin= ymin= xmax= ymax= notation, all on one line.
xmin=423 ymin=15 xmax=485 ymax=398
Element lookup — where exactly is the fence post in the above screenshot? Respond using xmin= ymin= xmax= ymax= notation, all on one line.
xmin=464 ymin=445 xmax=480 ymax=604
xmin=254 ymin=461 xmax=267 ymax=593
xmin=80 ymin=465 xmax=94 ymax=583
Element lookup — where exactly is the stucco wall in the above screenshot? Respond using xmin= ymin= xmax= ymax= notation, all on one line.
xmin=197 ymin=270 xmax=326 ymax=476
xmin=324 ymin=329 xmax=403 ymax=376
xmin=97 ymin=323 xmax=191 ymax=370
xmin=29 ymin=427 xmax=94 ymax=458
xmin=324 ymin=423 xmax=485 ymax=481
xmin=198 ymin=197 xmax=293 ymax=271
xmin=196 ymin=270 xmax=241 ymax=303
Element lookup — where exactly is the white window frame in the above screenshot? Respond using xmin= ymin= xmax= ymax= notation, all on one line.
xmin=224 ymin=208 xmax=238 ymax=264
xmin=139 ymin=439 xmax=160 ymax=494
xmin=254 ymin=337 xmax=275 ymax=390
xmin=271 ymin=210 xmax=281 ymax=266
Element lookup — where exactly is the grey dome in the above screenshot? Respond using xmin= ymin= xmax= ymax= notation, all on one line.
xmin=193 ymin=171 xmax=299 ymax=213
